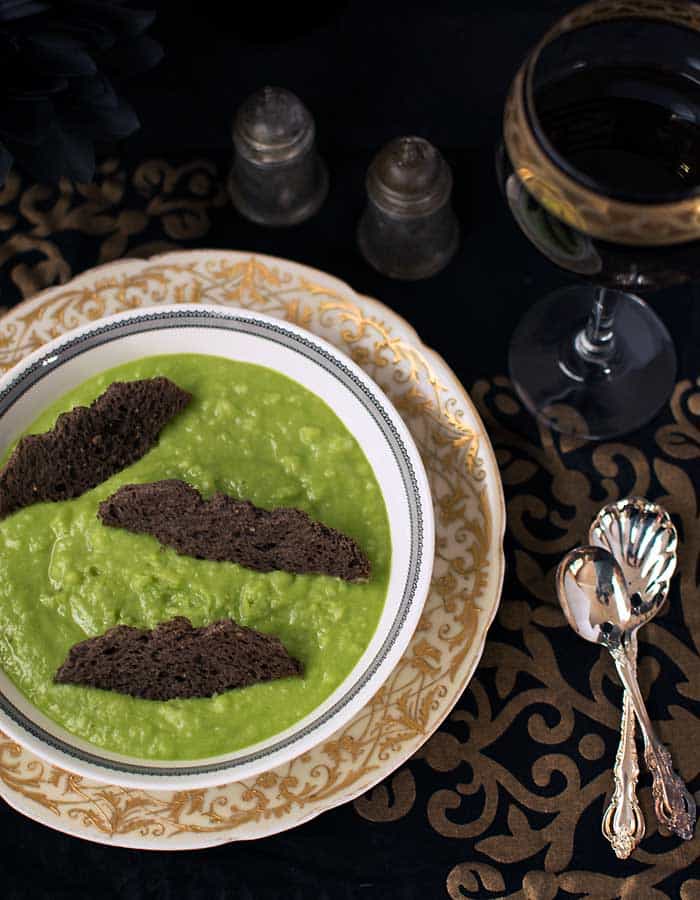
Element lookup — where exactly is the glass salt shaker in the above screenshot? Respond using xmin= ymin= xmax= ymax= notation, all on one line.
xmin=358 ymin=136 xmax=459 ymax=279
xmin=228 ymin=86 xmax=328 ymax=227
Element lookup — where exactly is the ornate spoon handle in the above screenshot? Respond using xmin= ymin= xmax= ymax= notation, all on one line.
xmin=612 ymin=645 xmax=696 ymax=841
xmin=602 ymin=636 xmax=645 ymax=858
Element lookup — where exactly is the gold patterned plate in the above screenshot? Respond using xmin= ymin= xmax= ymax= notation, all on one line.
xmin=0 ymin=250 xmax=505 ymax=848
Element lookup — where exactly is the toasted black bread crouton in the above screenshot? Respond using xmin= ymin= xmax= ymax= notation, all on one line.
xmin=0 ymin=378 xmax=191 ymax=517
xmin=98 ymin=479 xmax=371 ymax=582
xmin=55 ymin=616 xmax=302 ymax=700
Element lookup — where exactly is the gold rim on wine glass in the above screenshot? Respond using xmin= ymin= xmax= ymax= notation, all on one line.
xmin=503 ymin=0 xmax=700 ymax=247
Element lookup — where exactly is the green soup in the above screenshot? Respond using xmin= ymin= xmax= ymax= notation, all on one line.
xmin=0 ymin=354 xmax=390 ymax=759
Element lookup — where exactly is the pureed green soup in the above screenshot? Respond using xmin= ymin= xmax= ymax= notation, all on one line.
xmin=0 ymin=354 xmax=391 ymax=759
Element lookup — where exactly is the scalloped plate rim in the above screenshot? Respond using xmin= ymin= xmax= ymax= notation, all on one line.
xmin=0 ymin=250 xmax=505 ymax=848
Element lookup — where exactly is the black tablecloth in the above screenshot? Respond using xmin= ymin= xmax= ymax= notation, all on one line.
xmin=1 ymin=3 xmax=700 ymax=898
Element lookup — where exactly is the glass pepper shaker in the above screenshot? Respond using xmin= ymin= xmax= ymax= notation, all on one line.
xmin=228 ymin=86 xmax=328 ymax=227
xmin=357 ymin=136 xmax=459 ymax=279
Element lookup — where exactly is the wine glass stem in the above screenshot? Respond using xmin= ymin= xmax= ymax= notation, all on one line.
xmin=574 ymin=287 xmax=618 ymax=370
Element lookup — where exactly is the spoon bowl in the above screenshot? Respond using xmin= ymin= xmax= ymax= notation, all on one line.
xmin=589 ymin=497 xmax=677 ymax=613
xmin=556 ymin=545 xmax=638 ymax=649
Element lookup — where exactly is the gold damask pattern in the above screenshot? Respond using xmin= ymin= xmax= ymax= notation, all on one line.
xmin=355 ymin=377 xmax=700 ymax=899
xmin=447 ymin=381 xmax=700 ymax=898
xmin=0 ymin=158 xmax=227 ymax=299
xmin=503 ymin=0 xmax=700 ymax=246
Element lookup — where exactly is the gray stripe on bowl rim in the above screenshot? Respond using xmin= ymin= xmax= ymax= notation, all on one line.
xmin=0 ymin=309 xmax=425 ymax=777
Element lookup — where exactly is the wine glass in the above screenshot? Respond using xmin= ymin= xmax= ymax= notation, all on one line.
xmin=497 ymin=0 xmax=700 ymax=440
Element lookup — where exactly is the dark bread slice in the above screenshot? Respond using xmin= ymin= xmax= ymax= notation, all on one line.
xmin=98 ymin=479 xmax=371 ymax=582
xmin=54 ymin=616 xmax=302 ymax=700
xmin=0 ymin=378 xmax=191 ymax=518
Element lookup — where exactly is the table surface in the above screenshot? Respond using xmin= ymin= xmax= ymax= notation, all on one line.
xmin=1 ymin=3 xmax=699 ymax=898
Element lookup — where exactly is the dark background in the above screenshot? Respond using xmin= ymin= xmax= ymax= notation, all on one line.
xmin=123 ymin=0 xmax=700 ymax=382
xmin=1 ymin=2 xmax=699 ymax=898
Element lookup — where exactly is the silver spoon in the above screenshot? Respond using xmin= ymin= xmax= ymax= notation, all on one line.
xmin=556 ymin=545 xmax=696 ymax=842
xmin=589 ymin=498 xmax=678 ymax=858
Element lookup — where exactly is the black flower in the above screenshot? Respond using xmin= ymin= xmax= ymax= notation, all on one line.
xmin=0 ymin=0 xmax=162 ymax=185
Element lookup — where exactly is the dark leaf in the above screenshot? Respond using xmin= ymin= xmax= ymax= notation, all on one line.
xmin=0 ymin=0 xmax=157 ymax=182
xmin=101 ymin=33 xmax=162 ymax=79
xmin=58 ymin=126 xmax=96 ymax=183
xmin=0 ymin=31 xmax=20 ymax=56
xmin=69 ymin=1 xmax=155 ymax=37
xmin=0 ymin=96 xmax=53 ymax=144
xmin=10 ymin=121 xmax=95 ymax=183
xmin=27 ymin=31 xmax=97 ymax=76
xmin=68 ymin=73 xmax=120 ymax=110
xmin=0 ymin=0 xmax=49 ymax=23
xmin=4 ymin=71 xmax=68 ymax=98
xmin=59 ymin=78 xmax=140 ymax=140
xmin=0 ymin=141 xmax=13 ymax=184
xmin=41 ymin=16 xmax=117 ymax=51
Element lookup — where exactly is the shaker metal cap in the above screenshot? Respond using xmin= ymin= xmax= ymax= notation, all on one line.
xmin=232 ymin=86 xmax=315 ymax=165
xmin=366 ymin=136 xmax=453 ymax=216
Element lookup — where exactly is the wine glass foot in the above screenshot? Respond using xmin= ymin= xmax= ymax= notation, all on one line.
xmin=509 ymin=285 xmax=676 ymax=440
